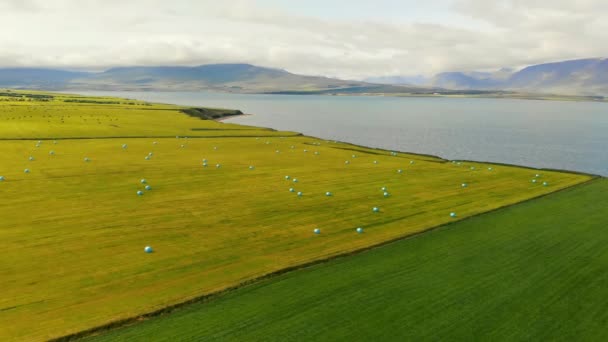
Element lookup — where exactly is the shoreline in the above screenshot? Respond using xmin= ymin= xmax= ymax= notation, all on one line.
xmin=214 ymin=113 xmax=252 ymax=122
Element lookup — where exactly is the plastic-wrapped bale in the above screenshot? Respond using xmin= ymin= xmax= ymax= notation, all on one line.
xmin=532 ymin=179 xmax=537 ymax=183
xmin=49 ymin=151 xmax=55 ymax=156
xmin=144 ymin=246 xmax=153 ymax=253
xmin=383 ymin=192 xmax=390 ymax=198
xmin=29 ymin=156 xmax=35 ymax=161
xmin=397 ymin=169 xmax=403 ymax=174
xmin=285 ymin=175 xmax=290 ymax=180
xmin=356 ymin=227 xmax=363 ymax=234
xmin=145 ymin=185 xmax=152 ymax=191
xmin=297 ymin=192 xmax=303 ymax=197
xmin=373 ymin=207 xmax=380 ymax=213
xmin=216 ymin=164 xmax=221 ymax=168
xmin=84 ymin=157 xmax=91 ymax=162
xmin=293 ymin=179 xmax=298 ymax=183
xmin=326 ymin=192 xmax=332 ymax=197
xmin=373 ymin=161 xmax=378 ymax=164
xmin=0 ymin=176 xmax=5 ymax=181
xmin=450 ymin=212 xmax=457 ymax=218
xmin=122 ymin=144 xmax=128 ymax=149
xmin=462 ymin=183 xmax=468 ymax=188
xmin=137 ymin=190 xmax=144 ymax=196
xmin=543 ymin=182 xmax=549 ymax=186
xmin=249 ymin=166 xmax=255 ymax=170
xmin=313 ymin=228 xmax=321 ymax=235
xmin=381 ymin=187 xmax=387 ymax=192
xmin=345 ymin=161 xmax=350 ymax=164
xmin=24 ymin=169 xmax=30 ymax=174
xmin=488 ymin=167 xmax=493 ymax=171
xmin=289 ymin=188 xmax=295 ymax=192
xmin=145 ymin=156 xmax=151 ymax=160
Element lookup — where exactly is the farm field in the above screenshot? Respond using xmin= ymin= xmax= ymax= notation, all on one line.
xmin=86 ymin=179 xmax=608 ymax=342
xmin=0 ymin=91 xmax=594 ymax=340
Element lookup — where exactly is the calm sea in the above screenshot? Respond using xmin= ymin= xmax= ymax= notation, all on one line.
xmin=70 ymin=91 xmax=608 ymax=176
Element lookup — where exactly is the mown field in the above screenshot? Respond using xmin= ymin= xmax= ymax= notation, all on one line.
xmin=86 ymin=179 xmax=608 ymax=342
xmin=0 ymin=90 xmax=594 ymax=340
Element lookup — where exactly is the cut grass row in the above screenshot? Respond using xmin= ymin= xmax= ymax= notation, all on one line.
xmin=85 ymin=178 xmax=608 ymax=341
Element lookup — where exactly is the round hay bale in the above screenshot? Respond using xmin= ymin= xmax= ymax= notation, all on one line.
xmin=373 ymin=207 xmax=380 ymax=213
xmin=314 ymin=228 xmax=320 ymax=234
xmin=144 ymin=246 xmax=153 ymax=253
xmin=450 ymin=212 xmax=457 ymax=218
xmin=356 ymin=227 xmax=363 ymax=234
xmin=137 ymin=190 xmax=144 ymax=196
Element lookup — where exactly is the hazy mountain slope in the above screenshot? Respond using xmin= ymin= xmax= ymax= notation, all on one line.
xmin=0 ymin=68 xmax=89 ymax=88
xmin=375 ymin=58 xmax=607 ymax=95
xmin=0 ymin=64 xmax=370 ymax=92
xmin=506 ymin=58 xmax=608 ymax=95
xmin=68 ymin=64 xmax=366 ymax=92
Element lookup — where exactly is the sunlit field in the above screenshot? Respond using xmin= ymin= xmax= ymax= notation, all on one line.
xmin=0 ymin=91 xmax=593 ymax=340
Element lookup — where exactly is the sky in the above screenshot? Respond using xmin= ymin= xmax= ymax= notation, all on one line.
xmin=0 ymin=0 xmax=606 ymax=79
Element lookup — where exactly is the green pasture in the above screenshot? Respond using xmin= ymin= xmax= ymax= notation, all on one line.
xmin=0 ymin=91 xmax=594 ymax=340
xmin=86 ymin=179 xmax=608 ymax=342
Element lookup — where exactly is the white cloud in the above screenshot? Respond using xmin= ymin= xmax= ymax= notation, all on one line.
xmin=0 ymin=0 xmax=606 ymax=79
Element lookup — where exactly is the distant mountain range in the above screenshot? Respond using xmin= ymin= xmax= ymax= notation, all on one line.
xmin=0 ymin=64 xmax=375 ymax=93
xmin=411 ymin=58 xmax=607 ymax=96
xmin=0 ymin=58 xmax=606 ymax=96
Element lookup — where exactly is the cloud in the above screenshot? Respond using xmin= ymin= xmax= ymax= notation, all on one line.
xmin=0 ymin=0 xmax=606 ymax=79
